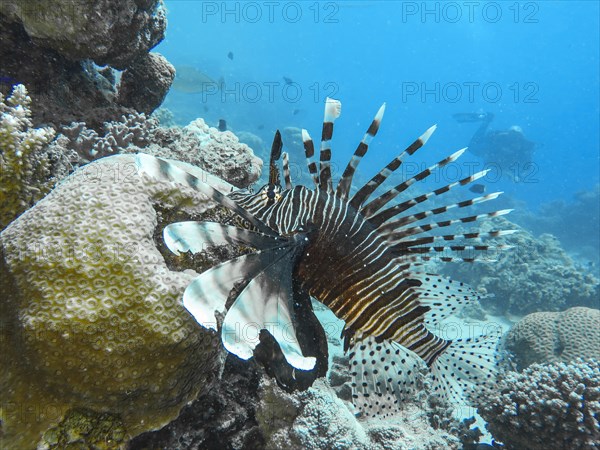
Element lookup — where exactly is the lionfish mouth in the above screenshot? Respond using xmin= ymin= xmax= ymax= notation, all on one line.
xmin=136 ymin=98 xmax=513 ymax=417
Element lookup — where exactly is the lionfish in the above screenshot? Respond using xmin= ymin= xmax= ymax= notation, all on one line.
xmin=136 ymin=98 xmax=511 ymax=417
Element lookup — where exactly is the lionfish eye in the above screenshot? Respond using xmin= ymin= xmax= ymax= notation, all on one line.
xmin=267 ymin=190 xmax=275 ymax=199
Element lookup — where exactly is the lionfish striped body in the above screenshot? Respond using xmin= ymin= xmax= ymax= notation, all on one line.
xmin=137 ymin=98 xmax=510 ymax=417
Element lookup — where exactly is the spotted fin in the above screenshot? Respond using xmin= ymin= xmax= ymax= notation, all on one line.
xmin=349 ymin=336 xmax=426 ymax=418
xmin=430 ymin=334 xmax=501 ymax=406
xmin=222 ymin=245 xmax=316 ymax=371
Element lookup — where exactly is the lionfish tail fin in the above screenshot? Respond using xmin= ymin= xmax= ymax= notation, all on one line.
xmin=429 ymin=333 xmax=501 ymax=407
xmin=350 ymin=124 xmax=436 ymax=209
xmin=349 ymin=336 xmax=426 ymax=418
xmin=336 ymin=102 xmax=386 ymax=199
xmin=319 ymin=97 xmax=342 ymax=193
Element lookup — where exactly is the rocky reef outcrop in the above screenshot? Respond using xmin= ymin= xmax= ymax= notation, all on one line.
xmin=0 ymin=0 xmax=173 ymax=128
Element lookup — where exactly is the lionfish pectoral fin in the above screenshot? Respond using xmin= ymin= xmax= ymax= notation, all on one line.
xmin=182 ymin=251 xmax=274 ymax=331
xmin=135 ymin=153 xmax=278 ymax=237
xmin=349 ymin=336 xmax=426 ymax=418
xmin=221 ymin=247 xmax=317 ymax=371
xmin=163 ymin=221 xmax=288 ymax=255
xmin=429 ymin=334 xmax=501 ymax=407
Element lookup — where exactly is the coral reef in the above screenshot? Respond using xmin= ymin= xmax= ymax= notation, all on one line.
xmin=138 ymin=118 xmax=263 ymax=188
xmin=477 ymin=359 xmax=600 ymax=450
xmin=57 ymin=112 xmax=159 ymax=163
xmin=441 ymin=217 xmax=600 ymax=315
xmin=52 ymin=113 xmax=262 ymax=188
xmin=0 ymin=84 xmax=69 ymax=230
xmin=0 ymin=1 xmax=171 ymax=128
xmin=0 ymin=154 xmax=227 ymax=448
xmin=516 ymin=184 xmax=600 ymax=265
xmin=504 ymin=307 xmax=600 ymax=370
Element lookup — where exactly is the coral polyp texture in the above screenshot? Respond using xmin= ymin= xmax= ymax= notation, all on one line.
xmin=0 ymin=84 xmax=58 ymax=229
xmin=477 ymin=359 xmax=600 ymax=450
xmin=505 ymin=306 xmax=600 ymax=370
xmin=0 ymin=154 xmax=230 ymax=448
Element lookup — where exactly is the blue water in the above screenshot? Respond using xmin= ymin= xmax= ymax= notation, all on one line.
xmin=155 ymin=1 xmax=599 ymax=211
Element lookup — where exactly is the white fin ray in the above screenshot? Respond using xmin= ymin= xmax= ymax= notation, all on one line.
xmin=164 ymin=221 xmax=287 ymax=255
xmin=222 ymin=246 xmax=316 ymax=371
xmin=135 ymin=153 xmax=278 ymax=236
xmin=183 ymin=251 xmax=277 ymax=331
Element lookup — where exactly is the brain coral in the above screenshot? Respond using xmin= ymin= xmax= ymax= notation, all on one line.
xmin=505 ymin=307 xmax=600 ymax=370
xmin=0 ymin=154 xmax=232 ymax=448
xmin=477 ymin=359 xmax=600 ymax=450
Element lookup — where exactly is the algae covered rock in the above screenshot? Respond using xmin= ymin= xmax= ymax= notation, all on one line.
xmin=0 ymin=154 xmax=228 ymax=448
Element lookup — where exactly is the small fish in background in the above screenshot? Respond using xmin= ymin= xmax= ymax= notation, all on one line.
xmin=469 ymin=183 xmax=486 ymax=194
xmin=218 ymin=119 xmax=227 ymax=132
xmin=172 ymin=65 xmax=222 ymax=94
xmin=227 ymin=51 xmax=234 ymax=60
xmin=292 ymin=109 xmax=301 ymax=116
xmin=257 ymin=124 xmax=265 ymax=130
xmin=283 ymin=76 xmax=294 ymax=85
xmin=203 ymin=105 xmax=210 ymax=113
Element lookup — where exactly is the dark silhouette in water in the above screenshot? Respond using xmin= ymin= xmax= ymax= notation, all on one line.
xmin=469 ymin=183 xmax=486 ymax=194
xmin=454 ymin=112 xmax=536 ymax=182
xmin=218 ymin=119 xmax=227 ymax=132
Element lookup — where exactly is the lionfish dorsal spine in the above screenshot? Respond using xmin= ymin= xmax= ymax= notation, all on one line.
xmin=282 ymin=152 xmax=292 ymax=189
xmin=349 ymin=124 xmax=437 ymax=210
xmin=336 ymin=102 xmax=386 ymax=200
xmin=319 ymin=97 xmax=342 ymax=193
xmin=301 ymin=129 xmax=319 ymax=188
xmin=361 ymin=148 xmax=468 ymax=221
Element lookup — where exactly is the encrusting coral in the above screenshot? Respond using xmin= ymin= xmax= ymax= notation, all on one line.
xmin=504 ymin=306 xmax=600 ymax=370
xmin=0 ymin=84 xmax=64 ymax=229
xmin=477 ymin=359 xmax=600 ymax=450
xmin=0 ymin=154 xmax=236 ymax=448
